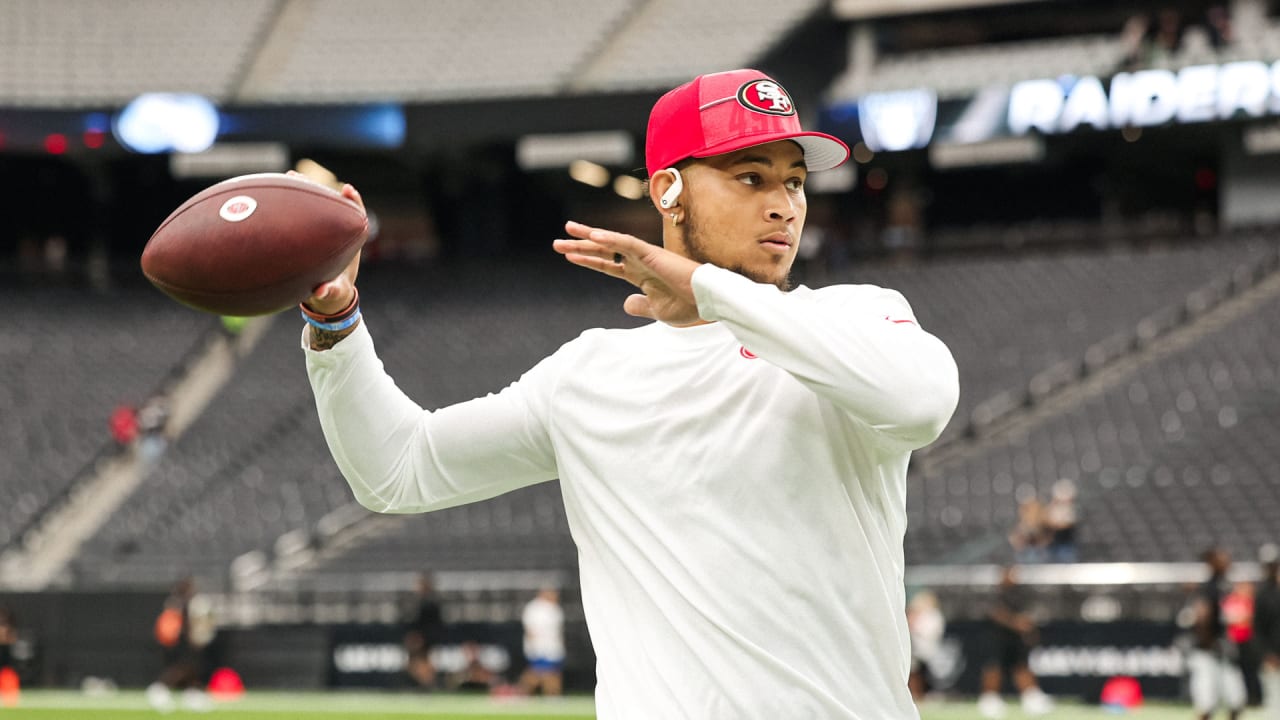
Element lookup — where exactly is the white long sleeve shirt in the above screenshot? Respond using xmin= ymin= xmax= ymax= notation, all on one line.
xmin=305 ymin=264 xmax=959 ymax=719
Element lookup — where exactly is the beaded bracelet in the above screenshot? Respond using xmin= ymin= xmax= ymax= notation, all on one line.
xmin=301 ymin=288 xmax=360 ymax=331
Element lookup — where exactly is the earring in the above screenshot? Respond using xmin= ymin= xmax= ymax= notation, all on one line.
xmin=670 ymin=212 xmax=680 ymax=227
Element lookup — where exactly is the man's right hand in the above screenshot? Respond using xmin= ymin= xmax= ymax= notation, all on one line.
xmin=303 ymin=181 xmax=365 ymax=313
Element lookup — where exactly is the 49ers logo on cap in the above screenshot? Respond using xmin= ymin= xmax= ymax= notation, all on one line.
xmin=736 ymin=79 xmax=796 ymax=117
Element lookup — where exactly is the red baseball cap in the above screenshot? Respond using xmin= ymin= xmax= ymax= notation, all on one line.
xmin=645 ymin=69 xmax=849 ymax=178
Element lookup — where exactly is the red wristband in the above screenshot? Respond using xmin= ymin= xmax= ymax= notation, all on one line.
xmin=300 ymin=287 xmax=359 ymax=322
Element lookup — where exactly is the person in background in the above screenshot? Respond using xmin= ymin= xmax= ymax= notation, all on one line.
xmin=907 ymin=589 xmax=946 ymax=702
xmin=1009 ymin=496 xmax=1049 ymax=564
xmin=1253 ymin=543 xmax=1280 ymax=720
xmin=1150 ymin=8 xmax=1187 ymax=60
xmin=1224 ymin=578 xmax=1258 ymax=703
xmin=136 ymin=395 xmax=171 ymax=465
xmin=978 ymin=565 xmax=1052 ymax=718
xmin=518 ymin=587 xmax=565 ymax=697
xmin=1045 ymin=479 xmax=1079 ymax=563
xmin=1189 ymin=547 xmax=1247 ymax=720
xmin=0 ymin=607 xmax=14 ymax=669
xmin=0 ymin=607 xmax=18 ymax=707
xmin=147 ymin=577 xmax=212 ymax=713
xmin=109 ymin=404 xmax=138 ymax=449
xmin=1205 ymin=4 xmax=1234 ymax=48
xmin=404 ymin=573 xmax=445 ymax=690
xmin=444 ymin=640 xmax=499 ymax=692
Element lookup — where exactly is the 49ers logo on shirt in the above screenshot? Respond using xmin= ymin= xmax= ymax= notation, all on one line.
xmin=736 ymin=79 xmax=796 ymax=116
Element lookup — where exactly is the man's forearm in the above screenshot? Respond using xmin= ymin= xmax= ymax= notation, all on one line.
xmin=690 ymin=265 xmax=959 ymax=448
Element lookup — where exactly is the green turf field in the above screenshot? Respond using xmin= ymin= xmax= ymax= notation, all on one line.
xmin=0 ymin=690 xmax=1208 ymax=719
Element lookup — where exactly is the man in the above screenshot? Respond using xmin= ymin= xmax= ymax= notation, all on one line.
xmin=906 ymin=589 xmax=946 ymax=701
xmin=1254 ymin=544 xmax=1280 ymax=720
xmin=404 ymin=573 xmax=444 ymax=689
xmin=300 ymin=69 xmax=959 ymax=718
xmin=977 ymin=565 xmax=1052 ymax=718
xmin=147 ymin=577 xmax=213 ymax=713
xmin=1189 ymin=547 xmax=1247 ymax=720
xmin=518 ymin=587 xmax=565 ymax=697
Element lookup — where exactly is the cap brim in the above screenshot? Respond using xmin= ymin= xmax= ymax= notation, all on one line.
xmin=697 ymin=131 xmax=850 ymax=172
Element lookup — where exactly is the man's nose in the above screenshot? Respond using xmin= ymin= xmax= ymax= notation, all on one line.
xmin=765 ymin=187 xmax=798 ymax=222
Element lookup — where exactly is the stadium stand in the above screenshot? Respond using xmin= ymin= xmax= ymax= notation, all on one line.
xmin=0 ymin=0 xmax=831 ymax=107
xmin=569 ymin=0 xmax=828 ymax=93
xmin=69 ymin=261 xmax=645 ymax=588
xmin=906 ymin=241 xmax=1280 ymax=565
xmin=66 ymin=233 xmax=1266 ymax=590
xmin=828 ymin=0 xmax=1280 ymax=101
xmin=0 ymin=0 xmax=278 ymax=107
xmin=0 ymin=277 xmax=212 ymax=551
xmin=68 ymin=312 xmax=345 ymax=587
xmin=242 ymin=0 xmax=829 ymax=101
xmin=12 ymin=0 xmax=1280 ymax=701
xmin=842 ymin=234 xmax=1276 ymax=445
xmin=237 ymin=0 xmax=638 ymax=103
xmin=831 ymin=34 xmax=1127 ymax=101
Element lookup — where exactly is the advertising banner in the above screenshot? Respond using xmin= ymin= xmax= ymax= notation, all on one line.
xmin=327 ymin=622 xmax=522 ymax=689
xmin=824 ymin=60 xmax=1280 ymax=152
xmin=927 ymin=620 xmax=1185 ymax=701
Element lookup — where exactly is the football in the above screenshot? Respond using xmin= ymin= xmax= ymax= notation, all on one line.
xmin=140 ymin=172 xmax=368 ymax=316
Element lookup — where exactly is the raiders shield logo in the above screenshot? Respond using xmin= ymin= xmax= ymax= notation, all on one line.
xmin=736 ymin=79 xmax=796 ymax=116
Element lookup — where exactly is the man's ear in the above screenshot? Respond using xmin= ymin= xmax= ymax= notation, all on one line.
xmin=649 ymin=167 xmax=683 ymax=212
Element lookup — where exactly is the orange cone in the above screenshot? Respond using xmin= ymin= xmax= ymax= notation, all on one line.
xmin=0 ymin=666 xmax=20 ymax=707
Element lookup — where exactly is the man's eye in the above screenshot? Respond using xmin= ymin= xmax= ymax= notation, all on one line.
xmin=739 ymin=173 xmax=761 ymax=185
xmin=786 ymin=178 xmax=805 ymax=191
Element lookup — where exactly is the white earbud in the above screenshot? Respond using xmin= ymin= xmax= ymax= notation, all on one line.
xmin=659 ymin=168 xmax=683 ymax=208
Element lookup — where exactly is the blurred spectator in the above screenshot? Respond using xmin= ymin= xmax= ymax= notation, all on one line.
xmin=518 ymin=587 xmax=565 ymax=697
xmin=404 ymin=573 xmax=444 ymax=690
xmin=1044 ymin=480 xmax=1079 ymax=563
xmin=882 ymin=188 xmax=925 ymax=261
xmin=978 ymin=565 xmax=1053 ymax=718
xmin=0 ymin=607 xmax=15 ymax=707
xmin=109 ymin=404 xmax=139 ymax=448
xmin=147 ymin=577 xmax=212 ymax=713
xmin=1119 ymin=13 xmax=1153 ymax=71
xmin=1225 ymin=579 xmax=1261 ymax=702
xmin=1224 ymin=582 xmax=1255 ymax=646
xmin=1151 ymin=8 xmax=1187 ymax=61
xmin=444 ymin=641 xmax=498 ymax=692
xmin=1205 ymin=4 xmax=1234 ymax=48
xmin=1189 ymin=547 xmax=1247 ymax=720
xmin=43 ymin=235 xmax=67 ymax=275
xmin=1120 ymin=4 xmax=1233 ymax=72
xmin=1255 ymin=544 xmax=1280 ymax=720
xmin=0 ymin=607 xmax=13 ymax=666
xmin=137 ymin=395 xmax=171 ymax=465
xmin=907 ymin=589 xmax=946 ymax=701
xmin=16 ymin=235 xmax=41 ymax=274
xmin=1009 ymin=497 xmax=1050 ymax=564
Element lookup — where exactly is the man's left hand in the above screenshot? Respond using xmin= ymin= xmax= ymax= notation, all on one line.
xmin=554 ymin=221 xmax=704 ymax=326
